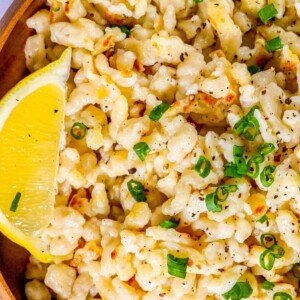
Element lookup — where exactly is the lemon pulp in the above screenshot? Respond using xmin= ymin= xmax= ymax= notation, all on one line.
xmin=0 ymin=84 xmax=64 ymax=234
xmin=0 ymin=48 xmax=71 ymax=262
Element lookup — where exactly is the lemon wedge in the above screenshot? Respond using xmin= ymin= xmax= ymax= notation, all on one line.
xmin=0 ymin=48 xmax=71 ymax=262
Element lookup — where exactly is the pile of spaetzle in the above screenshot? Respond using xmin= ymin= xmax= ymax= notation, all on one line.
xmin=23 ymin=0 xmax=300 ymax=299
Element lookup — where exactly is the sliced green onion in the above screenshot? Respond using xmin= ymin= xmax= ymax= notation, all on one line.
xmin=238 ymin=282 xmax=253 ymax=299
xmin=149 ymin=103 xmax=170 ymax=121
xmin=261 ymin=280 xmax=274 ymax=290
xmin=133 ymin=142 xmax=151 ymax=161
xmin=70 ymin=122 xmax=87 ymax=140
xmin=233 ymin=106 xmax=260 ymax=141
xmin=258 ymin=143 xmax=276 ymax=157
xmin=251 ymin=153 xmax=265 ymax=164
xmin=127 ymin=179 xmax=146 ymax=202
xmin=247 ymin=158 xmax=260 ymax=179
xmin=249 ymin=105 xmax=260 ymax=115
xmin=270 ymin=244 xmax=285 ymax=258
xmin=233 ymin=146 xmax=248 ymax=175
xmin=111 ymin=24 xmax=131 ymax=37
xmin=205 ymin=193 xmax=222 ymax=213
xmin=160 ymin=218 xmax=178 ymax=229
xmin=228 ymin=185 xmax=239 ymax=192
xmin=257 ymin=214 xmax=268 ymax=224
xmin=233 ymin=119 xmax=247 ymax=136
xmin=260 ymin=233 xmax=277 ymax=249
xmin=247 ymin=65 xmax=261 ymax=75
xmin=265 ymin=37 xmax=283 ymax=53
xmin=259 ymin=249 xmax=276 ymax=270
xmin=9 ymin=192 xmax=22 ymax=212
xmin=215 ymin=186 xmax=229 ymax=202
xmin=226 ymin=143 xmax=269 ymax=179
xmin=224 ymin=163 xmax=242 ymax=178
xmin=260 ymin=165 xmax=276 ymax=187
xmin=258 ymin=4 xmax=278 ymax=24
xmin=233 ymin=145 xmax=244 ymax=156
xmin=222 ymin=282 xmax=253 ymax=300
xmin=195 ymin=155 xmax=211 ymax=178
xmin=193 ymin=0 xmax=203 ymax=3
xmin=167 ymin=254 xmax=188 ymax=279
xmin=53 ymin=7 xmax=60 ymax=12
xmin=216 ymin=184 xmax=238 ymax=202
xmin=243 ymin=117 xmax=260 ymax=141
xmin=273 ymin=292 xmax=293 ymax=300
xmin=292 ymin=263 xmax=300 ymax=279
xmin=206 ymin=185 xmax=238 ymax=213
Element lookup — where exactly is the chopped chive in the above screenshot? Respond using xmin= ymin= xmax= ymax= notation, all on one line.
xmin=160 ymin=218 xmax=178 ymax=229
xmin=257 ymin=214 xmax=268 ymax=224
xmin=9 ymin=192 xmax=22 ymax=212
xmin=292 ymin=263 xmax=300 ymax=278
xmin=258 ymin=4 xmax=278 ymax=24
xmin=70 ymin=122 xmax=87 ymax=140
xmin=110 ymin=24 xmax=131 ymax=37
xmin=233 ymin=106 xmax=260 ymax=141
xmin=260 ymin=165 xmax=276 ymax=187
xmin=53 ymin=7 xmax=60 ymax=12
xmin=195 ymin=155 xmax=211 ymax=178
xmin=260 ymin=233 xmax=277 ymax=249
xmin=127 ymin=179 xmax=146 ymax=202
xmin=193 ymin=0 xmax=203 ymax=3
xmin=222 ymin=282 xmax=253 ymax=300
xmin=270 ymin=244 xmax=285 ymax=258
xmin=265 ymin=37 xmax=283 ymax=53
xmin=259 ymin=249 xmax=275 ymax=270
xmin=167 ymin=254 xmax=188 ymax=279
xmin=247 ymin=65 xmax=261 ymax=75
xmin=133 ymin=142 xmax=151 ymax=161
xmin=261 ymin=280 xmax=274 ymax=290
xmin=149 ymin=103 xmax=170 ymax=121
xmin=258 ymin=143 xmax=275 ymax=157
xmin=273 ymin=292 xmax=292 ymax=300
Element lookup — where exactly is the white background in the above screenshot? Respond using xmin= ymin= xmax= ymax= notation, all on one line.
xmin=0 ymin=0 xmax=14 ymax=20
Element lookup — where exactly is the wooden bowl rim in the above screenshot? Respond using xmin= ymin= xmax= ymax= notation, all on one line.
xmin=0 ymin=1 xmax=43 ymax=299
xmin=0 ymin=273 xmax=15 ymax=300
xmin=0 ymin=0 xmax=34 ymax=53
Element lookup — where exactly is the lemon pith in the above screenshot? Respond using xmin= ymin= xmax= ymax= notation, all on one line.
xmin=0 ymin=48 xmax=71 ymax=262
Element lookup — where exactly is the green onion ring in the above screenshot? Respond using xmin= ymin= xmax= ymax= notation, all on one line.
xmin=258 ymin=143 xmax=276 ymax=156
xmin=273 ymin=292 xmax=293 ymax=300
xmin=195 ymin=155 xmax=211 ymax=178
xmin=70 ymin=122 xmax=88 ymax=140
xmin=270 ymin=244 xmax=285 ymax=259
xmin=260 ymin=233 xmax=277 ymax=249
xmin=260 ymin=165 xmax=276 ymax=187
xmin=259 ymin=249 xmax=276 ymax=270
xmin=292 ymin=263 xmax=300 ymax=279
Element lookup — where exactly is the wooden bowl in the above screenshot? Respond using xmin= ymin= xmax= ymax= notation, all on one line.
xmin=0 ymin=1 xmax=45 ymax=299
